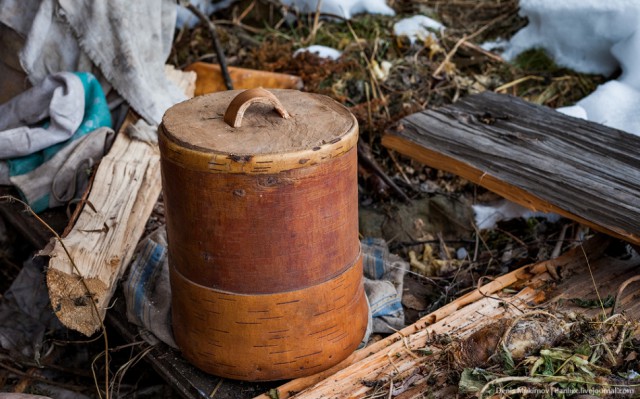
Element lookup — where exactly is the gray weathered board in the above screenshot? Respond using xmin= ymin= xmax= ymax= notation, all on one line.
xmin=382 ymin=91 xmax=640 ymax=246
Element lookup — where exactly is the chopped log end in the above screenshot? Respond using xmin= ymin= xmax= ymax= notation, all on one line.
xmin=46 ymin=268 xmax=107 ymax=336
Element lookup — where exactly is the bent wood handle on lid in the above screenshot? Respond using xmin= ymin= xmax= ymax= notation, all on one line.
xmin=223 ymin=88 xmax=291 ymax=127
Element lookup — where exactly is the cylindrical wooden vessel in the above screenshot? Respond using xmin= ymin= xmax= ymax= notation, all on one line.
xmin=159 ymin=88 xmax=367 ymax=381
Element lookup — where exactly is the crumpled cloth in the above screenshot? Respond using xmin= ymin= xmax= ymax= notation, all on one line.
xmin=0 ymin=73 xmax=84 ymax=158
xmin=0 ymin=0 xmax=185 ymax=125
xmin=126 ymin=119 xmax=159 ymax=146
xmin=0 ymin=72 xmax=112 ymax=212
xmin=361 ymin=237 xmax=408 ymax=333
xmin=11 ymin=127 xmax=115 ymax=212
xmin=123 ymin=228 xmax=408 ymax=348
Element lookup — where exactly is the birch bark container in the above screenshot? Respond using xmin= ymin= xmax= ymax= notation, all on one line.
xmin=159 ymin=88 xmax=367 ymax=381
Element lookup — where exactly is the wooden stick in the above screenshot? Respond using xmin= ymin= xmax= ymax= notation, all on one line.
xmin=184 ymin=1 xmax=234 ymax=90
xmin=45 ymin=68 xmax=195 ymax=336
xmin=357 ymin=142 xmax=411 ymax=202
xmin=460 ymin=40 xmax=505 ymax=63
xmin=45 ymin=117 xmax=163 ymax=336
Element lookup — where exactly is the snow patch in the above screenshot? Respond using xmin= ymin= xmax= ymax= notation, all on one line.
xmin=473 ymin=200 xmax=560 ymax=230
xmin=281 ymin=0 xmax=395 ymax=20
xmin=503 ymin=0 xmax=640 ymax=136
xmin=294 ymin=45 xmax=342 ymax=60
xmin=571 ymin=80 xmax=640 ymax=134
xmin=480 ymin=39 xmax=509 ymax=52
xmin=393 ymin=15 xmax=444 ymax=44
xmin=502 ymin=1 xmax=640 ymax=76
xmin=556 ymin=105 xmax=587 ymax=120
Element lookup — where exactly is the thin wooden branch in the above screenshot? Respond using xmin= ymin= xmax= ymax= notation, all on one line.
xmin=184 ymin=1 xmax=234 ymax=90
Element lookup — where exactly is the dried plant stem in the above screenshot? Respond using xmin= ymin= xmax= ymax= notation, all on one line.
xmin=495 ymin=75 xmax=545 ymax=92
xmin=0 ymin=195 xmax=110 ymax=399
xmin=184 ymin=0 xmax=233 ymax=90
xmin=386 ymin=150 xmax=412 ymax=185
xmin=433 ymin=13 xmax=506 ymax=78
xmin=306 ymin=0 xmax=323 ymax=44
xmin=210 ymin=378 xmax=224 ymax=397
xmin=460 ymin=41 xmax=505 ymax=63
xmin=612 ymin=275 xmax=640 ymax=316
xmin=111 ymin=345 xmax=153 ymax=398
xmin=580 ymin=244 xmax=607 ymax=320
xmin=551 ymin=223 xmax=570 ymax=259
xmin=0 ymin=361 xmax=89 ymax=392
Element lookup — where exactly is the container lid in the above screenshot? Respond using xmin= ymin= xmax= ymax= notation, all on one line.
xmin=159 ymin=88 xmax=358 ymax=174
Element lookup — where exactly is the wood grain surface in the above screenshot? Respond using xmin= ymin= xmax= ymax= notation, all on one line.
xmin=255 ymin=236 xmax=611 ymax=399
xmin=159 ymin=89 xmax=358 ymax=174
xmin=46 ymin=112 xmax=163 ymax=336
xmin=171 ymin=254 xmax=368 ymax=381
xmin=383 ymin=91 xmax=640 ymax=245
xmin=283 ymin=237 xmax=640 ymax=398
xmin=183 ymin=62 xmax=303 ymax=95
xmin=45 ymin=68 xmax=196 ymax=336
xmin=160 ymin=145 xmax=359 ymax=293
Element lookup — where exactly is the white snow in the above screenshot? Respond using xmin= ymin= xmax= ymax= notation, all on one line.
xmin=393 ymin=15 xmax=444 ymax=45
xmin=281 ymin=0 xmax=395 ymax=20
xmin=473 ymin=200 xmax=560 ymax=230
xmin=455 ymin=247 xmax=468 ymax=260
xmin=556 ymin=104 xmax=587 ymax=120
xmin=625 ymin=370 xmax=640 ymax=380
xmin=480 ymin=39 xmax=509 ymax=52
xmin=474 ymin=0 xmax=640 ymax=229
xmin=294 ymin=45 xmax=342 ymax=60
xmin=558 ymin=81 xmax=640 ymax=134
xmin=503 ymin=0 xmax=640 ymax=136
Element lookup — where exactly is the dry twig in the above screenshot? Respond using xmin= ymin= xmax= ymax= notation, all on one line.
xmin=0 ymin=195 xmax=111 ymax=399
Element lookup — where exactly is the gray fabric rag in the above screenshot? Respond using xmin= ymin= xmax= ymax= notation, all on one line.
xmin=123 ymin=228 xmax=408 ymax=348
xmin=123 ymin=227 xmax=176 ymax=348
xmin=0 ymin=72 xmax=84 ymax=159
xmin=9 ymin=126 xmax=115 ymax=209
xmin=361 ymin=237 xmax=408 ymax=333
xmin=0 ymin=0 xmax=185 ymax=125
xmin=126 ymin=119 xmax=159 ymax=145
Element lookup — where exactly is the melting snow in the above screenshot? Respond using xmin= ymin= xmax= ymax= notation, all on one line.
xmin=294 ymin=45 xmax=342 ymax=60
xmin=503 ymin=0 xmax=640 ymax=136
xmin=393 ymin=15 xmax=444 ymax=44
xmin=476 ymin=0 xmax=640 ymax=229
xmin=280 ymin=0 xmax=394 ymax=20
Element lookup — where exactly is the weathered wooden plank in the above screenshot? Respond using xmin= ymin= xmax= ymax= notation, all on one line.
xmin=257 ymin=236 xmax=610 ymax=399
xmin=286 ymin=236 xmax=640 ymax=398
xmin=45 ymin=68 xmax=195 ymax=336
xmin=382 ymin=91 xmax=640 ymax=246
xmin=46 ymin=120 xmax=163 ymax=335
